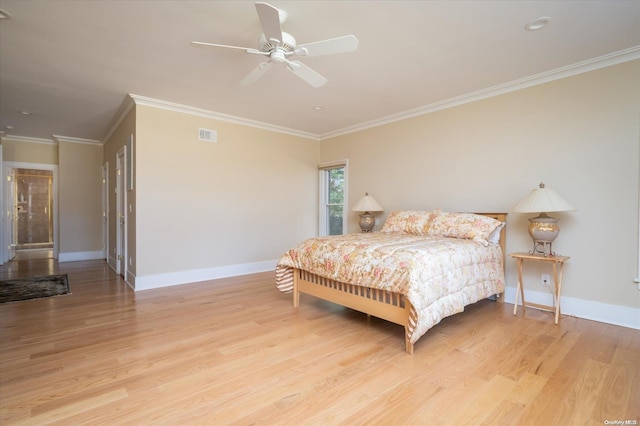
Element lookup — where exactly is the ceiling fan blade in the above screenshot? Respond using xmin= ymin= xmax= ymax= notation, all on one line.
xmin=240 ymin=62 xmax=272 ymax=86
xmin=255 ymin=2 xmax=283 ymax=45
xmin=286 ymin=60 xmax=327 ymax=88
xmin=191 ymin=41 xmax=263 ymax=55
xmin=294 ymin=35 xmax=358 ymax=57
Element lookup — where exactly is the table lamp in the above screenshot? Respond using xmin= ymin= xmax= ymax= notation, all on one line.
xmin=513 ymin=182 xmax=575 ymax=256
xmin=352 ymin=192 xmax=383 ymax=232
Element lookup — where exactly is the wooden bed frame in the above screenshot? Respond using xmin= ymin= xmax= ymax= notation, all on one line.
xmin=292 ymin=213 xmax=507 ymax=354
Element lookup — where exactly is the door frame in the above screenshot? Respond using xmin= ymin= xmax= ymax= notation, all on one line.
xmin=102 ymin=162 xmax=109 ymax=261
xmin=0 ymin=146 xmax=4 ymax=265
xmin=115 ymin=147 xmax=127 ymax=278
xmin=2 ymin=161 xmax=58 ymax=262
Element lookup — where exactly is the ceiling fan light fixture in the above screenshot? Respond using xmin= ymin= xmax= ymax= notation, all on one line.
xmin=272 ymin=49 xmax=287 ymax=64
xmin=525 ymin=16 xmax=552 ymax=31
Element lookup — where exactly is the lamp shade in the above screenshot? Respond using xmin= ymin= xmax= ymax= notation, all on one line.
xmin=352 ymin=193 xmax=383 ymax=212
xmin=513 ymin=183 xmax=575 ymax=213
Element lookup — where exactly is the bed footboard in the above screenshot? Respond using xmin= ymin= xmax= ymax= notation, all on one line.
xmin=293 ymin=268 xmax=416 ymax=354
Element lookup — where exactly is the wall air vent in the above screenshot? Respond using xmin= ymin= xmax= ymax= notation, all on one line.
xmin=198 ymin=128 xmax=217 ymax=142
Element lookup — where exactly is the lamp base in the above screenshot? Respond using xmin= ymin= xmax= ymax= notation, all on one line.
xmin=528 ymin=213 xmax=559 ymax=256
xmin=358 ymin=212 xmax=375 ymax=233
xmin=531 ymin=240 xmax=554 ymax=257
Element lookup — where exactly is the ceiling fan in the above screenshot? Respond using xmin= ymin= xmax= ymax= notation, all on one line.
xmin=191 ymin=2 xmax=358 ymax=88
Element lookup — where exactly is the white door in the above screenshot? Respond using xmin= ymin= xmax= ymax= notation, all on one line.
xmin=102 ymin=162 xmax=109 ymax=261
xmin=116 ymin=148 xmax=126 ymax=277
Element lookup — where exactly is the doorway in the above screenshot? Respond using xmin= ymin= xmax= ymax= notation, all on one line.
xmin=2 ymin=162 xmax=58 ymax=263
xmin=15 ymin=169 xmax=53 ymax=247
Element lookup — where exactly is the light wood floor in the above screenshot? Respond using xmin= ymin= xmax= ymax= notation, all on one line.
xmin=1 ymin=258 xmax=638 ymax=425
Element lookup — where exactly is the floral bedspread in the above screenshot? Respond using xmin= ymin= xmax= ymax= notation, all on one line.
xmin=275 ymin=232 xmax=504 ymax=343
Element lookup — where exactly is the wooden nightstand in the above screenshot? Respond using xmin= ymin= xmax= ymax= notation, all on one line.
xmin=509 ymin=252 xmax=570 ymax=324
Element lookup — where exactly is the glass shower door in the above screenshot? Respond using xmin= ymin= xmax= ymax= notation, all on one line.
xmin=16 ymin=171 xmax=53 ymax=248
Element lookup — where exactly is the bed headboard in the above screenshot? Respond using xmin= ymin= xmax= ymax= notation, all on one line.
xmin=475 ymin=212 xmax=507 ymax=266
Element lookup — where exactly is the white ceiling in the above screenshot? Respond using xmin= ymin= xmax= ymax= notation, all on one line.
xmin=1 ymin=0 xmax=639 ymax=142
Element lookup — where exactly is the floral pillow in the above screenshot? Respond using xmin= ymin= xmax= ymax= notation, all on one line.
xmin=379 ymin=210 xmax=436 ymax=235
xmin=428 ymin=212 xmax=502 ymax=246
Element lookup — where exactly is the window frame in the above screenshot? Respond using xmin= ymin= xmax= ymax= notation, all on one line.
xmin=318 ymin=160 xmax=348 ymax=236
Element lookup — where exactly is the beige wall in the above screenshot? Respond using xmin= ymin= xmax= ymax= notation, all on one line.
xmin=321 ymin=59 xmax=640 ymax=309
xmin=57 ymin=141 xmax=103 ymax=254
xmin=134 ymin=105 xmax=319 ymax=277
xmin=1 ymin=139 xmax=58 ymax=164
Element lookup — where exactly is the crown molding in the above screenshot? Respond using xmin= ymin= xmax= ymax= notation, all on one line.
xmin=0 ymin=135 xmax=57 ymax=145
xmin=53 ymin=135 xmax=101 ymax=145
xmin=319 ymin=45 xmax=640 ymax=140
xmin=1 ymin=134 xmax=100 ymax=145
xmin=128 ymin=94 xmax=319 ymax=141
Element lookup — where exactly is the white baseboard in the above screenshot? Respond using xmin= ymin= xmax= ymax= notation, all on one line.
xmin=131 ymin=259 xmax=278 ymax=291
xmin=503 ymin=286 xmax=640 ymax=330
xmin=58 ymin=250 xmax=104 ymax=263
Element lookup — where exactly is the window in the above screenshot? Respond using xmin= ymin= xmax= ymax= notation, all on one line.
xmin=319 ymin=160 xmax=347 ymax=236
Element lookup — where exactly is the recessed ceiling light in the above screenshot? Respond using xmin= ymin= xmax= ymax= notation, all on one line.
xmin=0 ymin=8 xmax=12 ymax=20
xmin=20 ymin=111 xmax=32 ymax=115
xmin=312 ymin=105 xmax=324 ymax=111
xmin=525 ymin=16 xmax=552 ymax=31
xmin=5 ymin=125 xmax=15 ymax=130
